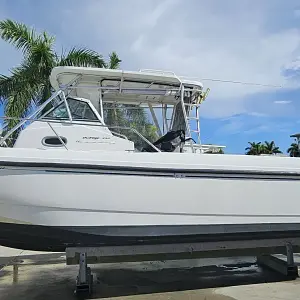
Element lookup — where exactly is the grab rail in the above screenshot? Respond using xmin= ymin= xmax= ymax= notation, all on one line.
xmin=0 ymin=90 xmax=63 ymax=145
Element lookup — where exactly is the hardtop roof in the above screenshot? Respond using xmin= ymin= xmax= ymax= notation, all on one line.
xmin=50 ymin=66 xmax=203 ymax=90
xmin=50 ymin=66 xmax=204 ymax=106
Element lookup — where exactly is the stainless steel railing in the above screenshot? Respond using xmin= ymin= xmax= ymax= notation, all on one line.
xmin=0 ymin=115 xmax=161 ymax=152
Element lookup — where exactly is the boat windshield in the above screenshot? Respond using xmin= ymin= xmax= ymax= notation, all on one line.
xmin=43 ymin=98 xmax=99 ymax=122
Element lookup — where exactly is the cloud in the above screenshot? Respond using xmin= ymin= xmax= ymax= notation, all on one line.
xmin=294 ymin=9 xmax=300 ymax=18
xmin=244 ymin=125 xmax=271 ymax=135
xmin=247 ymin=112 xmax=268 ymax=117
xmin=55 ymin=0 xmax=300 ymax=119
xmin=284 ymin=57 xmax=300 ymax=71
xmin=217 ymin=117 xmax=244 ymax=135
xmin=274 ymin=100 xmax=291 ymax=104
xmin=1 ymin=0 xmax=300 ymax=121
xmin=215 ymin=112 xmax=294 ymax=137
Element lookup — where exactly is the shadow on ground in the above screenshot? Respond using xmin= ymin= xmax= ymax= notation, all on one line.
xmin=0 ymin=258 xmax=296 ymax=300
xmin=94 ymin=262 xmax=292 ymax=298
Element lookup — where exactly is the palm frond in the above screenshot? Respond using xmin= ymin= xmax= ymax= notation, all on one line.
xmin=0 ymin=75 xmax=19 ymax=101
xmin=42 ymin=30 xmax=55 ymax=46
xmin=0 ymin=56 xmax=45 ymax=102
xmin=287 ymin=143 xmax=300 ymax=157
xmin=0 ymin=70 xmax=33 ymax=102
xmin=59 ymin=47 xmax=106 ymax=68
xmin=273 ymin=147 xmax=282 ymax=153
xmin=29 ymin=41 xmax=56 ymax=76
xmin=263 ymin=140 xmax=282 ymax=154
xmin=0 ymin=19 xmax=38 ymax=53
xmin=1 ymin=58 xmax=43 ymax=131
xmin=3 ymin=90 xmax=37 ymax=131
xmin=107 ymin=51 xmax=122 ymax=69
xmin=41 ymin=82 xmax=52 ymax=103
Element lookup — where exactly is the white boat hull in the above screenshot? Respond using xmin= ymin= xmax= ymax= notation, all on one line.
xmin=1 ymin=149 xmax=300 ymax=251
xmin=1 ymin=164 xmax=300 ymax=226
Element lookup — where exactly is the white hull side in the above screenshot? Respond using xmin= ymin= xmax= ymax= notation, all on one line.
xmin=0 ymin=167 xmax=300 ymax=227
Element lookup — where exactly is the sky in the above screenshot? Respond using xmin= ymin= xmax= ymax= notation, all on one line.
xmin=1 ymin=0 xmax=300 ymax=154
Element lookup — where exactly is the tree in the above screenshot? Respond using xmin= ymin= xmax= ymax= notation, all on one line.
xmin=245 ymin=141 xmax=282 ymax=155
xmin=245 ymin=142 xmax=265 ymax=155
xmin=0 ymin=19 xmax=120 ymax=131
xmin=287 ymin=142 xmax=300 ymax=157
xmin=263 ymin=140 xmax=282 ymax=154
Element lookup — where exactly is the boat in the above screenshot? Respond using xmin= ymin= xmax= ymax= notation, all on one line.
xmin=1 ymin=67 xmax=300 ymax=252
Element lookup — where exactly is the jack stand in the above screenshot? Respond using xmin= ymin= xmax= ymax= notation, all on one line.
xmin=286 ymin=242 xmax=298 ymax=278
xmin=75 ymin=252 xmax=93 ymax=295
xmin=257 ymin=243 xmax=298 ymax=279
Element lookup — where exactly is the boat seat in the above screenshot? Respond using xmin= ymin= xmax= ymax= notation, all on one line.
xmin=142 ymin=130 xmax=187 ymax=152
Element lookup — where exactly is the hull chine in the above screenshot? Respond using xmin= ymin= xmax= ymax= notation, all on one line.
xmin=2 ymin=222 xmax=300 ymax=252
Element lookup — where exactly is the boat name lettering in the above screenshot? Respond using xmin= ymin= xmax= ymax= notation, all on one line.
xmin=82 ymin=136 xmax=110 ymax=140
xmin=82 ymin=136 xmax=100 ymax=140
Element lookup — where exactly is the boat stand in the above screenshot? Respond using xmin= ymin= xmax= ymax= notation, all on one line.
xmin=256 ymin=243 xmax=298 ymax=278
xmin=74 ymin=252 xmax=93 ymax=295
xmin=67 ymin=237 xmax=300 ymax=295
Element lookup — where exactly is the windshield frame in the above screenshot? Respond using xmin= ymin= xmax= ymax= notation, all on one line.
xmin=41 ymin=97 xmax=105 ymax=124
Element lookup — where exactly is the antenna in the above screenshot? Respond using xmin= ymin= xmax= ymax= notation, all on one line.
xmin=178 ymin=74 xmax=282 ymax=88
xmin=200 ymin=78 xmax=282 ymax=88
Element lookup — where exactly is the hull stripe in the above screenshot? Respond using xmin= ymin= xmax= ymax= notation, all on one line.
xmin=1 ymin=160 xmax=300 ymax=181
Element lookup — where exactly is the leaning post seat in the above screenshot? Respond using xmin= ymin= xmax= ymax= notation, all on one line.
xmin=142 ymin=130 xmax=187 ymax=152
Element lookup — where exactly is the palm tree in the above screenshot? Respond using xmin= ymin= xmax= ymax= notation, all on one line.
xmin=245 ymin=142 xmax=265 ymax=155
xmin=0 ymin=19 xmax=121 ymax=131
xmin=263 ymin=141 xmax=282 ymax=154
xmin=245 ymin=141 xmax=282 ymax=155
xmin=287 ymin=142 xmax=300 ymax=157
